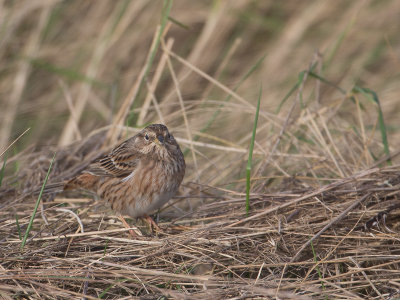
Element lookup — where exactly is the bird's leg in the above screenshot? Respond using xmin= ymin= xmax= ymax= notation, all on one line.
xmin=118 ymin=215 xmax=142 ymax=237
xmin=142 ymin=214 xmax=162 ymax=233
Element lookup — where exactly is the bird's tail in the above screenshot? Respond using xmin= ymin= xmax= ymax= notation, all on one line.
xmin=32 ymin=173 xmax=98 ymax=195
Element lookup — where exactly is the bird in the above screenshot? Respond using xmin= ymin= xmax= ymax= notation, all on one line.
xmin=47 ymin=124 xmax=185 ymax=236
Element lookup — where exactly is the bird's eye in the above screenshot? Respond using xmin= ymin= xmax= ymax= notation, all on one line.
xmin=144 ymin=133 xmax=149 ymax=141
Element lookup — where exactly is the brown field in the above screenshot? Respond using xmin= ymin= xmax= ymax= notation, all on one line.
xmin=1 ymin=1 xmax=400 ymax=299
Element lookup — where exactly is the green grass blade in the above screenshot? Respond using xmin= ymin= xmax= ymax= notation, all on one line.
xmin=246 ymin=87 xmax=261 ymax=215
xmin=276 ymin=70 xmax=306 ymax=114
xmin=308 ymin=71 xmax=346 ymax=95
xmin=20 ymin=152 xmax=57 ymax=250
xmin=0 ymin=153 xmax=6 ymax=187
xmin=277 ymin=63 xmax=315 ymax=114
xmin=277 ymin=62 xmax=332 ymax=113
xmin=352 ymin=85 xmax=390 ymax=164
xmin=168 ymin=16 xmax=190 ymax=30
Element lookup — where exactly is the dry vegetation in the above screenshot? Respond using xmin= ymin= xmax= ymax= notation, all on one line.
xmin=1 ymin=1 xmax=400 ymax=299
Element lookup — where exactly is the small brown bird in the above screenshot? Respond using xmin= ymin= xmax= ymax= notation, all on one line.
xmin=53 ymin=124 xmax=185 ymax=234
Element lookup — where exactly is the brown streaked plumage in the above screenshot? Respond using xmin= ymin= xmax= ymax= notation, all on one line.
xmin=63 ymin=124 xmax=185 ymax=231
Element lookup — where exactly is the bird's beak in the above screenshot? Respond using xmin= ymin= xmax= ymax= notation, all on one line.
xmin=154 ymin=135 xmax=164 ymax=146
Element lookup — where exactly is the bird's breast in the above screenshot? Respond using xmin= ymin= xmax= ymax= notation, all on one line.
xmin=96 ymin=160 xmax=183 ymax=218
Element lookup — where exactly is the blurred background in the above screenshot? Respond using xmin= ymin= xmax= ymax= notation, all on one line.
xmin=1 ymin=0 xmax=399 ymax=189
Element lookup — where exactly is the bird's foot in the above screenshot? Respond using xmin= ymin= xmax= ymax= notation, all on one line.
xmin=143 ymin=214 xmax=162 ymax=233
xmin=118 ymin=215 xmax=143 ymax=237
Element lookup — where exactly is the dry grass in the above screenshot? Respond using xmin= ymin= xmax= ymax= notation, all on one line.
xmin=1 ymin=1 xmax=400 ymax=299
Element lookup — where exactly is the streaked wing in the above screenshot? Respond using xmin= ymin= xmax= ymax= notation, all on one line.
xmin=86 ymin=140 xmax=141 ymax=178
